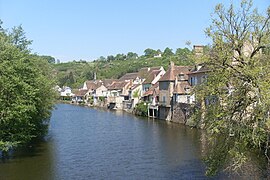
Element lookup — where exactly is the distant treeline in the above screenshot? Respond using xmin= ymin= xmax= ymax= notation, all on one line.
xmin=53 ymin=47 xmax=195 ymax=88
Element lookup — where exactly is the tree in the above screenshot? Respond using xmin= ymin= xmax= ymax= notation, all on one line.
xmin=115 ymin=53 xmax=126 ymax=61
xmin=98 ymin=56 xmax=106 ymax=61
xmin=126 ymin=52 xmax=138 ymax=59
xmin=144 ymin=48 xmax=157 ymax=58
xmin=9 ymin=25 xmax=32 ymax=51
xmin=106 ymin=55 xmax=115 ymax=62
xmin=176 ymin=48 xmax=192 ymax=61
xmin=163 ymin=47 xmax=174 ymax=57
xmin=40 ymin=55 xmax=56 ymax=64
xmin=194 ymin=0 xmax=270 ymax=176
xmin=0 ymin=21 xmax=55 ymax=154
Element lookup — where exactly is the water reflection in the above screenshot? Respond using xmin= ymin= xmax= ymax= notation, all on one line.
xmin=0 ymin=139 xmax=54 ymax=180
xmin=0 ymin=104 xmax=268 ymax=179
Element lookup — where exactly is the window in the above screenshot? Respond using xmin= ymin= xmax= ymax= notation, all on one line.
xmin=179 ymin=74 xmax=185 ymax=80
xmin=184 ymin=87 xmax=190 ymax=93
xmin=194 ymin=77 xmax=197 ymax=85
xmin=190 ymin=77 xmax=197 ymax=86
xmin=187 ymin=95 xmax=190 ymax=104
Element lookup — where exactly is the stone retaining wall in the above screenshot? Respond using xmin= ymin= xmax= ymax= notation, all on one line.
xmin=171 ymin=103 xmax=193 ymax=124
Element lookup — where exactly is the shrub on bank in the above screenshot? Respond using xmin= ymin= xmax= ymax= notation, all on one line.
xmin=134 ymin=102 xmax=148 ymax=117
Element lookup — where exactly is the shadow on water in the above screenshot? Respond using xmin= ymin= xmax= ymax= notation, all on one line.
xmin=0 ymin=136 xmax=55 ymax=180
xmin=1 ymin=104 xmax=270 ymax=179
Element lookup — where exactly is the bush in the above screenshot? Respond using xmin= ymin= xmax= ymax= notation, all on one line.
xmin=134 ymin=102 xmax=148 ymax=117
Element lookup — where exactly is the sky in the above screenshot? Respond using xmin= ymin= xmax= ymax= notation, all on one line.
xmin=0 ymin=0 xmax=269 ymax=62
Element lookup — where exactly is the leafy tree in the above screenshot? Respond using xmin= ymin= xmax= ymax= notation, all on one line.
xmin=0 ymin=21 xmax=55 ymax=153
xmin=193 ymin=0 xmax=270 ymax=176
xmin=9 ymin=25 xmax=32 ymax=51
xmin=176 ymin=48 xmax=192 ymax=61
xmin=156 ymin=49 xmax=162 ymax=55
xmin=98 ymin=56 xmax=106 ymax=61
xmin=115 ymin=53 xmax=126 ymax=61
xmin=144 ymin=48 xmax=157 ymax=58
xmin=163 ymin=47 xmax=174 ymax=57
xmin=40 ymin=55 xmax=56 ymax=64
xmin=127 ymin=52 xmax=138 ymax=59
xmin=107 ymin=55 xmax=115 ymax=62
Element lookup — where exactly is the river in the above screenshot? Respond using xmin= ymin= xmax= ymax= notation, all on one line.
xmin=0 ymin=104 xmax=266 ymax=179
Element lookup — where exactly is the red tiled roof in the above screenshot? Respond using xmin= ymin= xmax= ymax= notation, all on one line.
xmin=85 ymin=80 xmax=102 ymax=90
xmin=107 ymin=81 xmax=131 ymax=90
xmin=119 ymin=72 xmax=139 ymax=81
xmin=143 ymin=70 xmax=161 ymax=84
xmin=173 ymin=81 xmax=191 ymax=94
xmin=74 ymin=89 xmax=88 ymax=96
xmin=159 ymin=64 xmax=191 ymax=82
xmin=143 ymin=83 xmax=159 ymax=97
xmin=101 ymin=79 xmax=118 ymax=87
xmin=188 ymin=64 xmax=210 ymax=75
xmin=138 ymin=67 xmax=162 ymax=78
xmin=130 ymin=83 xmax=141 ymax=91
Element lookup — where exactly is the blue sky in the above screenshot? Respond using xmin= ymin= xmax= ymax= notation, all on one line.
xmin=0 ymin=0 xmax=268 ymax=62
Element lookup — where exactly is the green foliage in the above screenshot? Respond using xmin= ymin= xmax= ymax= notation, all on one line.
xmin=133 ymin=89 xmax=140 ymax=98
xmin=9 ymin=25 xmax=32 ymax=51
xmin=39 ymin=55 xmax=56 ymax=64
xmin=99 ymin=96 xmax=105 ymax=102
xmin=53 ymin=48 xmax=194 ymax=88
xmin=134 ymin=102 xmax=148 ymax=117
xmin=0 ymin=21 xmax=55 ymax=152
xmin=127 ymin=52 xmax=138 ymax=59
xmin=163 ymin=47 xmax=174 ymax=57
xmin=193 ymin=0 xmax=270 ymax=176
xmin=144 ymin=48 xmax=158 ymax=58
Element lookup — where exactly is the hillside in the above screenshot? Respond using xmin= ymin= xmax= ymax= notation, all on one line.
xmin=52 ymin=48 xmax=194 ymax=88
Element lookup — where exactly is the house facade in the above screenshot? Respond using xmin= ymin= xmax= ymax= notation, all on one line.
xmin=188 ymin=64 xmax=209 ymax=103
xmin=142 ymin=67 xmax=165 ymax=94
xmin=107 ymin=81 xmax=132 ymax=109
xmin=158 ymin=62 xmax=191 ymax=120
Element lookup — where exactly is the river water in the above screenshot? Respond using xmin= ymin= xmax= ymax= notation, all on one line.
xmin=0 ymin=104 xmax=266 ymax=179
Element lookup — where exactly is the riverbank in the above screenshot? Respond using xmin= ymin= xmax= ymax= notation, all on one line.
xmin=59 ymin=100 xmax=198 ymax=128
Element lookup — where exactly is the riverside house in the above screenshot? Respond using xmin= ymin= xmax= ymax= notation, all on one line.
xmin=188 ymin=64 xmax=209 ymax=104
xmin=107 ymin=80 xmax=132 ymax=109
xmin=158 ymin=62 xmax=192 ymax=120
xmin=60 ymin=86 xmax=74 ymax=100
xmin=141 ymin=67 xmax=165 ymax=94
xmin=72 ymin=89 xmax=88 ymax=103
xmin=82 ymin=80 xmax=109 ymax=105
xmin=144 ymin=83 xmax=159 ymax=118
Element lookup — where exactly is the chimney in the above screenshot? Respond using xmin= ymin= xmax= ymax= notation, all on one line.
xmin=94 ymin=72 xmax=97 ymax=82
xmin=193 ymin=45 xmax=204 ymax=57
xmin=170 ymin=61 xmax=175 ymax=68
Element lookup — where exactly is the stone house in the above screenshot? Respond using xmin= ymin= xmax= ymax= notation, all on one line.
xmin=187 ymin=64 xmax=210 ymax=103
xmin=107 ymin=81 xmax=132 ymax=109
xmin=141 ymin=67 xmax=165 ymax=94
xmin=158 ymin=62 xmax=191 ymax=120
xmin=123 ymin=83 xmax=143 ymax=110
xmin=72 ymin=89 xmax=88 ymax=103
xmin=82 ymin=80 xmax=109 ymax=105
xmin=60 ymin=86 xmax=74 ymax=100
xmin=119 ymin=72 xmax=142 ymax=84
xmin=143 ymin=83 xmax=159 ymax=118
xmin=173 ymin=80 xmax=191 ymax=104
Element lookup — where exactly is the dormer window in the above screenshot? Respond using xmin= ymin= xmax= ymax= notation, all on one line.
xmin=184 ymin=87 xmax=190 ymax=93
xmin=178 ymin=74 xmax=185 ymax=80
